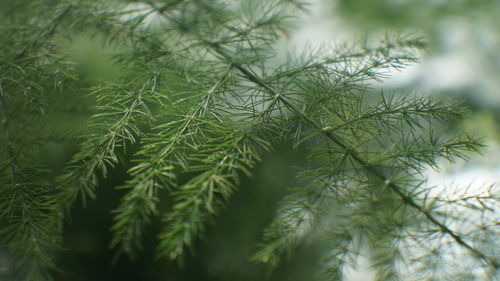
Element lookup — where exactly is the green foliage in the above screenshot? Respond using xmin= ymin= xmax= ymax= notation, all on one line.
xmin=0 ymin=0 xmax=498 ymax=280
xmin=336 ymin=0 xmax=500 ymax=31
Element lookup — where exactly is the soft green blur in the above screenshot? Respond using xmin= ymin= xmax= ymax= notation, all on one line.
xmin=334 ymin=0 xmax=500 ymax=119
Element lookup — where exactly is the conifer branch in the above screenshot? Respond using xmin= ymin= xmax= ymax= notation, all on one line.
xmin=0 ymin=6 xmax=75 ymax=280
xmin=0 ymin=170 xmax=61 ymax=281
xmin=157 ymin=131 xmax=269 ymax=261
xmin=206 ymin=42 xmax=496 ymax=269
xmin=0 ymin=97 xmax=18 ymax=184
xmin=0 ymin=5 xmax=73 ymax=76
xmin=1 ymin=1 xmax=497 ymax=279
xmin=57 ymin=77 xmax=161 ymax=209
xmin=110 ymin=66 xmax=234 ymax=258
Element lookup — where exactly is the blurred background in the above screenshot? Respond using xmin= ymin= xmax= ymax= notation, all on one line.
xmin=49 ymin=0 xmax=499 ymax=280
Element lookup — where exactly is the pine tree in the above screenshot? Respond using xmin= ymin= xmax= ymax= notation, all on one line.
xmin=0 ymin=1 xmax=498 ymax=280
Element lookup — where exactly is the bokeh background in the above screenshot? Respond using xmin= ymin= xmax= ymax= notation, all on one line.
xmin=42 ymin=1 xmax=499 ymax=280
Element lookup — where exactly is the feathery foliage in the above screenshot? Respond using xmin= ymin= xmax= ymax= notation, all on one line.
xmin=0 ymin=0 xmax=498 ymax=280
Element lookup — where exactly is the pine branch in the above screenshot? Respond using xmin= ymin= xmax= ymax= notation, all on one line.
xmin=0 ymin=4 xmax=73 ymax=75
xmin=250 ymin=170 xmax=338 ymax=267
xmin=2 ymin=1 xmax=497 ymax=279
xmin=205 ymin=42 xmax=496 ymax=269
xmin=109 ymin=64 xmax=235 ymax=257
xmin=157 ymin=130 xmax=269 ymax=261
xmin=0 ymin=168 xmax=61 ymax=281
xmin=0 ymin=6 xmax=75 ymax=280
xmin=57 ymin=77 xmax=161 ymax=209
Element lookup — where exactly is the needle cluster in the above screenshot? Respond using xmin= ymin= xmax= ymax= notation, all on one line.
xmin=0 ymin=1 xmax=497 ymax=280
